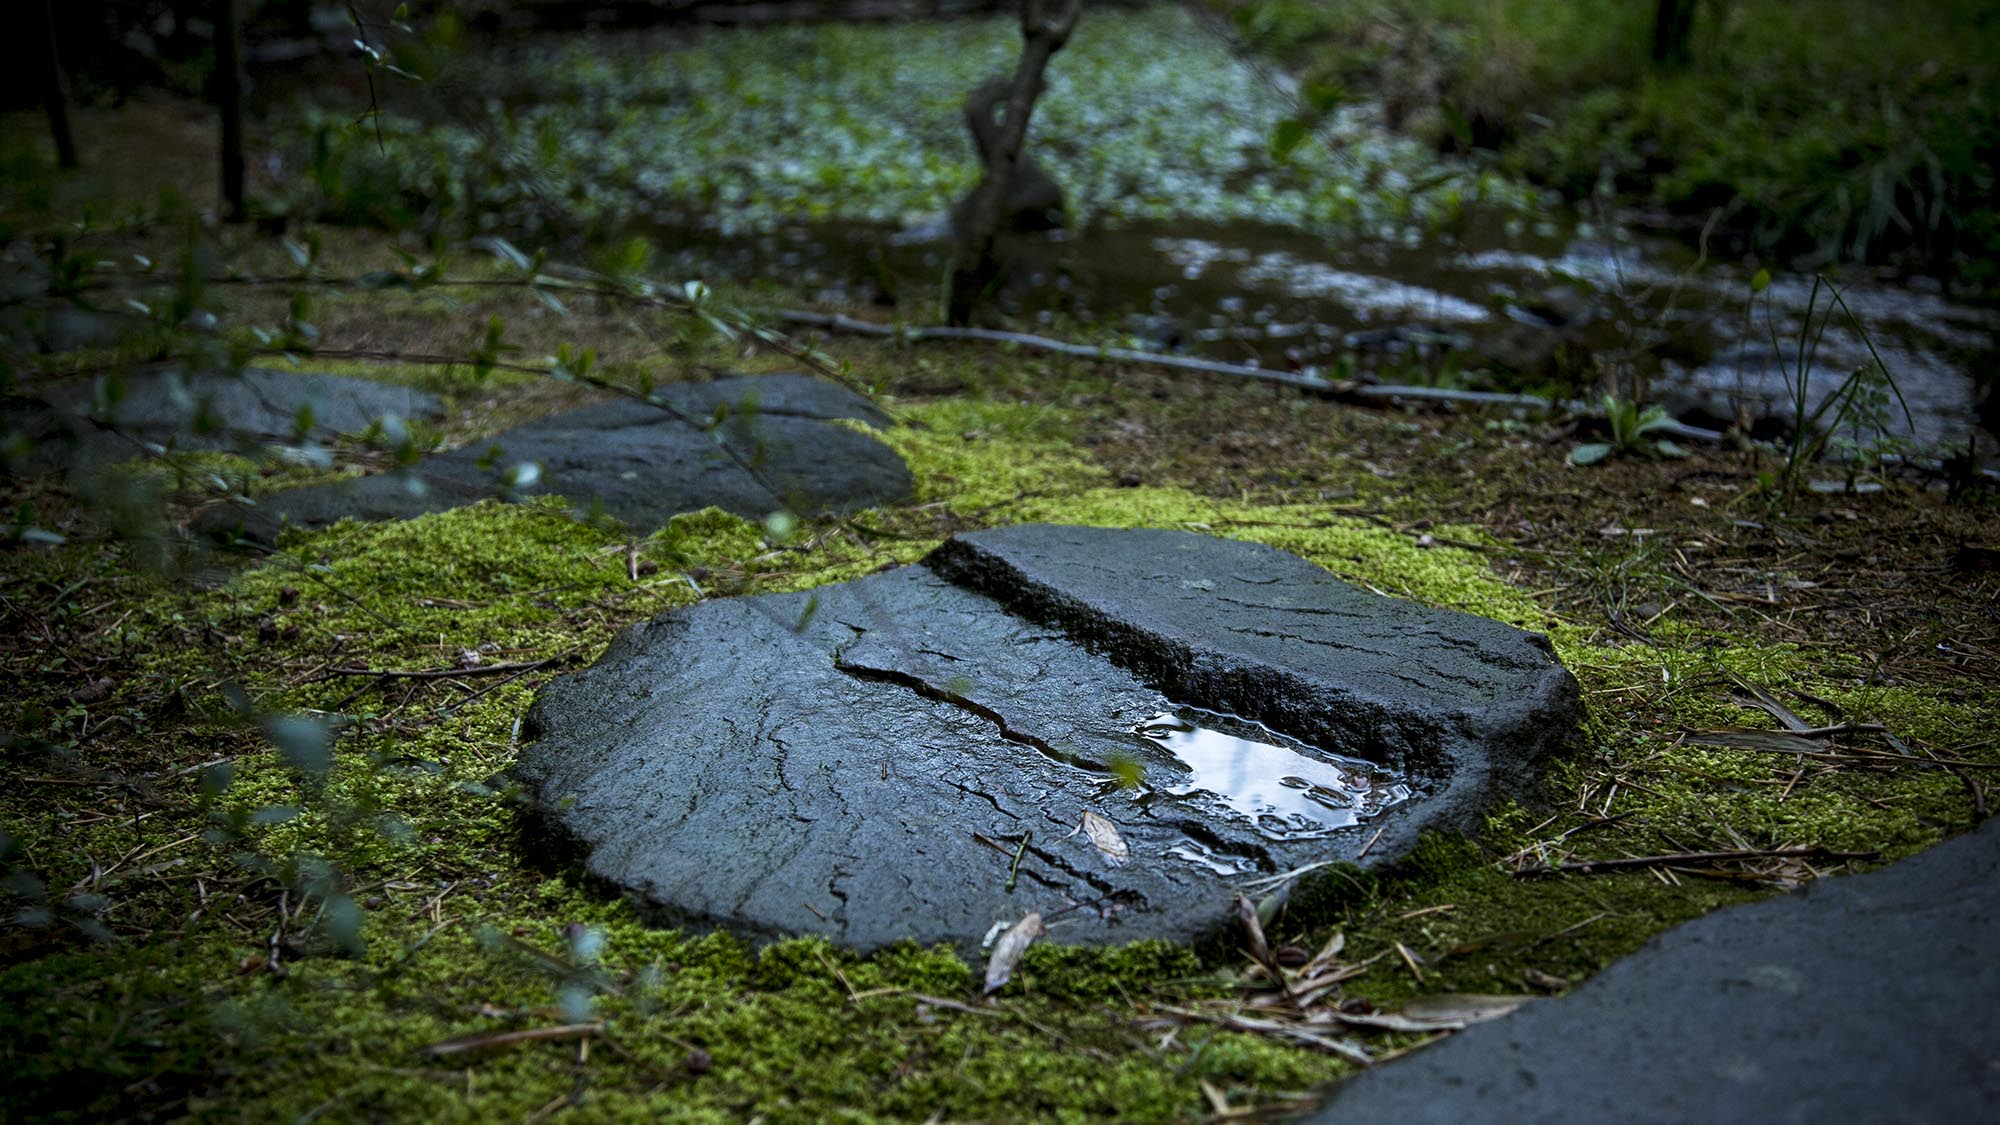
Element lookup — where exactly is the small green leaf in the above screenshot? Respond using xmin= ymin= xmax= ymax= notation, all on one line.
xmin=1269 ymin=118 xmax=1310 ymax=160
xmin=569 ymin=926 xmax=605 ymax=964
xmin=487 ymin=238 xmax=532 ymax=271
xmin=321 ymin=892 xmax=366 ymax=956
xmin=1305 ymin=80 xmax=1346 ymax=114
xmin=201 ymin=761 xmax=234 ymax=797
xmin=558 ymin=984 xmax=594 ymax=1023
xmin=1569 ymin=443 xmax=1614 ymax=466
xmin=260 ymin=714 xmax=333 ymax=777
xmin=1654 ymin=439 xmax=1691 ymax=459
xmin=1751 ymin=268 xmax=1772 ymax=293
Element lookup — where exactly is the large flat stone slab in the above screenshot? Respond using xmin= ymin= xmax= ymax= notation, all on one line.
xmin=517 ymin=524 xmax=1581 ymax=953
xmin=198 ymin=374 xmax=910 ymax=542
xmin=8 ymin=367 xmax=443 ymax=472
xmin=1299 ymin=815 xmax=2000 ymax=1124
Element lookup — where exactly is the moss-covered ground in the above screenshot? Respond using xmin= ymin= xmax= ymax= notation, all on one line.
xmin=3 ymin=82 xmax=1997 ymax=1125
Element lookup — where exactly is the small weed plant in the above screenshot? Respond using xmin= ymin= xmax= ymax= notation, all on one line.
xmin=1569 ymin=394 xmax=1689 ymax=465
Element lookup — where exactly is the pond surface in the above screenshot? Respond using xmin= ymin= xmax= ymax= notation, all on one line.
xmin=333 ymin=5 xmax=1997 ymax=455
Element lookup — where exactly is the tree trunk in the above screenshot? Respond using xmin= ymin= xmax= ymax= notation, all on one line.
xmin=217 ymin=0 xmax=247 ymax=221
xmin=1651 ymin=0 xmax=1698 ymax=68
xmin=945 ymin=0 xmax=1081 ymax=326
xmin=38 ymin=0 xmax=77 ymax=169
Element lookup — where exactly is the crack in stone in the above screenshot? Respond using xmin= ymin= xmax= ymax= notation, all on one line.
xmin=826 ymin=864 xmax=852 ymax=928
xmin=946 ymin=777 xmax=1023 ymax=820
xmin=832 ymin=658 xmax=1112 ymax=774
xmin=1216 ymin=594 xmax=1364 ymax=617
xmin=1023 ymin=842 xmax=1118 ymax=896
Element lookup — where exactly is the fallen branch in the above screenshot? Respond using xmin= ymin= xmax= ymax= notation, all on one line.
xmin=775 ymin=310 xmax=1724 ymax=442
xmin=1517 ymin=845 xmax=1876 ymax=877
xmin=779 ymin=309 xmax=1345 ymax=395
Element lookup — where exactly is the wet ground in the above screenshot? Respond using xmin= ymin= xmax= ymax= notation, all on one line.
xmin=650 ymin=208 xmax=1999 ymax=455
xmin=286 ymin=3 xmax=1998 ymax=455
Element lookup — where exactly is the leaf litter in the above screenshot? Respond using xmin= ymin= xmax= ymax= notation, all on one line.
xmin=1141 ymin=880 xmax=1531 ymax=1069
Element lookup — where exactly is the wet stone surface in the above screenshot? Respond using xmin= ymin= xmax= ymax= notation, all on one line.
xmin=197 ymin=373 xmax=910 ymax=543
xmin=9 ymin=367 xmax=444 ymax=472
xmin=1302 ymin=815 xmax=2000 ymax=1124
xmin=517 ymin=524 xmax=1582 ymax=953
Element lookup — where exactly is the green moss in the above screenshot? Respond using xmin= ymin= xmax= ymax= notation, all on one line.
xmin=880 ymin=398 xmax=1107 ymax=510
xmin=5 ymin=374 xmax=1995 ymax=1122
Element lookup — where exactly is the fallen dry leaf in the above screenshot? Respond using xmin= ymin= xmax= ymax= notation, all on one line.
xmin=1336 ymin=992 xmax=1528 ymax=1032
xmin=1234 ymin=892 xmax=1274 ymax=970
xmin=1080 ymin=810 xmax=1129 ymax=866
xmin=1521 ymin=967 xmax=1569 ymax=993
xmin=983 ymin=911 xmax=1044 ymax=995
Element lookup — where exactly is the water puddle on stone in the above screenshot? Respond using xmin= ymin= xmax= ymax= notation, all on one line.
xmin=1135 ymin=710 xmax=1412 ymax=839
xmin=1163 ymin=841 xmax=1255 ymax=877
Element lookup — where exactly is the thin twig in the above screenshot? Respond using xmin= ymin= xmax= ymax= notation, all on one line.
xmin=416 ymin=1022 xmax=602 ymax=1058
xmin=1517 ymin=845 xmax=1876 ymax=877
xmin=322 ymin=659 xmax=553 ymax=681
xmin=1702 ymin=741 xmax=2000 ymax=771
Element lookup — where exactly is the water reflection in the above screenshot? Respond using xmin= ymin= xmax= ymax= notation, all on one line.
xmin=1135 ymin=710 xmax=1411 ymax=838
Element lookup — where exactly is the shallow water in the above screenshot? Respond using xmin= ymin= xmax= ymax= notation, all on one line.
xmin=1134 ymin=710 xmax=1412 ymax=839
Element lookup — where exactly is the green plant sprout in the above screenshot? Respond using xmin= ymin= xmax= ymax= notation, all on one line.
xmin=1569 ymin=394 xmax=1690 ymax=465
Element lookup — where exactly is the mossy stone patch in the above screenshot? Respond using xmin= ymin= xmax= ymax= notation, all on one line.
xmin=13 ymin=366 xmax=444 ymax=471
xmin=198 ymin=373 xmax=912 ymax=542
xmin=517 ymin=524 xmax=1581 ymax=953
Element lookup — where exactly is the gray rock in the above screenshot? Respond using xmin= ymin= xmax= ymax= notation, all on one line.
xmin=0 ymin=304 xmax=134 ymax=353
xmin=198 ymin=373 xmax=911 ymax=542
xmin=1298 ymin=815 xmax=2000 ymax=1124
xmin=7 ymin=367 xmax=443 ymax=472
xmin=517 ymin=524 xmax=1580 ymax=954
